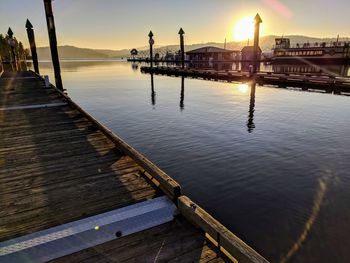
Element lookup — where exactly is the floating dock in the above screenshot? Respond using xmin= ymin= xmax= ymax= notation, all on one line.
xmin=141 ymin=66 xmax=350 ymax=95
xmin=0 ymin=70 xmax=268 ymax=263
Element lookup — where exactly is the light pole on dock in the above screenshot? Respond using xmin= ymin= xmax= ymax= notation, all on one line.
xmin=7 ymin=27 xmax=17 ymax=71
xmin=253 ymin=13 xmax=262 ymax=73
xmin=26 ymin=19 xmax=40 ymax=74
xmin=148 ymin=31 xmax=154 ymax=68
xmin=43 ymin=0 xmax=63 ymax=91
xmin=179 ymin=28 xmax=185 ymax=68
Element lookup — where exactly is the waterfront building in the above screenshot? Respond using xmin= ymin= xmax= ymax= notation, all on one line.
xmin=271 ymin=37 xmax=350 ymax=64
xmin=241 ymin=46 xmax=262 ymax=62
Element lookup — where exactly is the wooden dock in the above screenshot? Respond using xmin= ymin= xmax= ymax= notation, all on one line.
xmin=141 ymin=66 xmax=350 ymax=95
xmin=0 ymin=70 xmax=269 ymax=263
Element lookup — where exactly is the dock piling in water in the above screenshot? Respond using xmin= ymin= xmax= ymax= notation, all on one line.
xmin=148 ymin=31 xmax=154 ymax=68
xmin=179 ymin=28 xmax=185 ymax=68
xmin=253 ymin=13 xmax=262 ymax=73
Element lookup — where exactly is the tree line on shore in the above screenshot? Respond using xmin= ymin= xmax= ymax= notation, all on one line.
xmin=0 ymin=33 xmax=29 ymax=63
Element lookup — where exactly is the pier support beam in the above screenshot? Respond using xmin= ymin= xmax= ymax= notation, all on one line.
xmin=253 ymin=13 xmax=262 ymax=73
xmin=25 ymin=19 xmax=40 ymax=74
xmin=43 ymin=0 xmax=63 ymax=91
xmin=148 ymin=31 xmax=154 ymax=68
xmin=179 ymin=28 xmax=185 ymax=69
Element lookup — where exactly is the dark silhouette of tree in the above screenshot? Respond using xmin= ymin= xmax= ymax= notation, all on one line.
xmin=0 ymin=33 xmax=29 ymax=62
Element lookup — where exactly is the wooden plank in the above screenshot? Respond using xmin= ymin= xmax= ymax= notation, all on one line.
xmin=47 ymin=82 xmax=182 ymax=200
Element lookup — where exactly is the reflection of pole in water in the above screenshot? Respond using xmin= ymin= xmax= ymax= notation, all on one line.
xmin=151 ymin=73 xmax=156 ymax=106
xmin=247 ymin=82 xmax=256 ymax=133
xmin=131 ymin=63 xmax=138 ymax=71
xmin=180 ymin=76 xmax=185 ymax=111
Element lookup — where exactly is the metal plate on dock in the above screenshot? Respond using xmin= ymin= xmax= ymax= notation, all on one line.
xmin=0 ymin=196 xmax=177 ymax=263
xmin=0 ymin=102 xmax=68 ymax=111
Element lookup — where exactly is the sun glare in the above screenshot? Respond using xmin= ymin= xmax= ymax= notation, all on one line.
xmin=233 ymin=16 xmax=255 ymax=42
xmin=238 ymin=84 xmax=249 ymax=93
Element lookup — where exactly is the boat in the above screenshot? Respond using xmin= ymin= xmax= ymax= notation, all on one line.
xmin=271 ymin=38 xmax=350 ymax=64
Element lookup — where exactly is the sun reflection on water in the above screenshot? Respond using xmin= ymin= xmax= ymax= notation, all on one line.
xmin=238 ymin=83 xmax=249 ymax=93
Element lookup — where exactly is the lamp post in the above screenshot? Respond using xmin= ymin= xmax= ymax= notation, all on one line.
xmin=43 ymin=0 xmax=63 ymax=91
xmin=26 ymin=19 xmax=40 ymax=74
xmin=179 ymin=28 xmax=185 ymax=68
xmin=7 ymin=27 xmax=17 ymax=71
xmin=148 ymin=31 xmax=154 ymax=68
xmin=253 ymin=13 xmax=262 ymax=73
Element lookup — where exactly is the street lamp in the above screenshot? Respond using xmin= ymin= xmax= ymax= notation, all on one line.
xmin=7 ymin=27 xmax=17 ymax=70
xmin=148 ymin=31 xmax=154 ymax=68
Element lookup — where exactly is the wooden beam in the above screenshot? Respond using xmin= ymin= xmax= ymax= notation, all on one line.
xmin=178 ymin=196 xmax=270 ymax=263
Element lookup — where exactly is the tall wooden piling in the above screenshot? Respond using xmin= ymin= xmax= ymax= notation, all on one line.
xmin=253 ymin=13 xmax=262 ymax=73
xmin=179 ymin=28 xmax=185 ymax=68
xmin=43 ymin=0 xmax=63 ymax=91
xmin=148 ymin=31 xmax=154 ymax=68
xmin=26 ymin=19 xmax=40 ymax=74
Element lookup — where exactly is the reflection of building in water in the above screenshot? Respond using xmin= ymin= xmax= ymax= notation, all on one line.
xmin=150 ymin=73 xmax=156 ymax=106
xmin=131 ymin=63 xmax=139 ymax=71
xmin=272 ymin=64 xmax=350 ymax=77
xmin=247 ymin=82 xmax=256 ymax=133
xmin=187 ymin=46 xmax=240 ymax=62
xmin=241 ymin=62 xmax=261 ymax=72
xmin=189 ymin=62 xmax=239 ymax=71
xmin=180 ymin=76 xmax=184 ymax=111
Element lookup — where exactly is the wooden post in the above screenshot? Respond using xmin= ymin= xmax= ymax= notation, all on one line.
xmin=253 ymin=13 xmax=262 ymax=73
xmin=25 ymin=19 xmax=40 ymax=74
xmin=148 ymin=31 xmax=154 ymax=68
xmin=43 ymin=0 xmax=63 ymax=91
xmin=7 ymin=28 xmax=17 ymax=71
xmin=179 ymin=28 xmax=185 ymax=68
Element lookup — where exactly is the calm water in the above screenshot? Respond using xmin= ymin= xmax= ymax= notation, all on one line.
xmin=38 ymin=60 xmax=350 ymax=263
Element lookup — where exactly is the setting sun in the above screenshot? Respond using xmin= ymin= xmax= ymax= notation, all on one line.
xmin=233 ymin=16 xmax=255 ymax=42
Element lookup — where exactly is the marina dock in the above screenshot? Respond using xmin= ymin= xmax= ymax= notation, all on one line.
xmin=141 ymin=66 xmax=350 ymax=95
xmin=0 ymin=70 xmax=268 ymax=263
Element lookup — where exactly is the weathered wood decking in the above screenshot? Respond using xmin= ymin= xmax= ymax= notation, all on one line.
xmin=0 ymin=71 xmax=268 ymax=263
xmin=141 ymin=66 xmax=350 ymax=95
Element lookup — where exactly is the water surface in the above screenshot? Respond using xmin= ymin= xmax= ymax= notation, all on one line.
xmin=38 ymin=60 xmax=350 ymax=263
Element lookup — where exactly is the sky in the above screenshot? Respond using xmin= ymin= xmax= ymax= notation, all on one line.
xmin=0 ymin=0 xmax=349 ymax=50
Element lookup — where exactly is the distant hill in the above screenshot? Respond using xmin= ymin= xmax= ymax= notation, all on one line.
xmin=37 ymin=45 xmax=109 ymax=60
xmin=36 ymin=35 xmax=350 ymax=60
